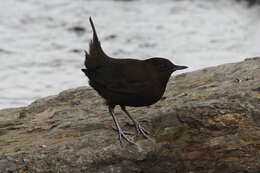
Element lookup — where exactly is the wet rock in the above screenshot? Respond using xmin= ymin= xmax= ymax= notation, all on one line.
xmin=236 ymin=0 xmax=260 ymax=6
xmin=0 ymin=48 xmax=12 ymax=54
xmin=0 ymin=58 xmax=260 ymax=172
xmin=71 ymin=49 xmax=81 ymax=53
xmin=104 ymin=34 xmax=117 ymax=40
xmin=68 ymin=26 xmax=86 ymax=36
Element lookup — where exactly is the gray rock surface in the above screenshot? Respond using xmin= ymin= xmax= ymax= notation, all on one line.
xmin=0 ymin=57 xmax=260 ymax=173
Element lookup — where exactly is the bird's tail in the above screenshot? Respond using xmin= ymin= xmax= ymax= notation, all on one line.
xmin=89 ymin=17 xmax=99 ymax=47
xmin=85 ymin=17 xmax=109 ymax=69
xmin=88 ymin=17 xmax=107 ymax=59
xmin=84 ymin=17 xmax=108 ymax=69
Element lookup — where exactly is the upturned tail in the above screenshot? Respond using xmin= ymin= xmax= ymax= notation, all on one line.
xmin=89 ymin=17 xmax=99 ymax=48
xmin=84 ymin=17 xmax=108 ymax=69
xmin=88 ymin=17 xmax=107 ymax=59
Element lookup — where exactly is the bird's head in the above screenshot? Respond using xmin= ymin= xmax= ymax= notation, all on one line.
xmin=146 ymin=57 xmax=188 ymax=74
xmin=146 ymin=57 xmax=188 ymax=85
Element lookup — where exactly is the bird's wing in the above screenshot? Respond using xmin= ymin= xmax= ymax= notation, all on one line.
xmin=87 ymin=62 xmax=156 ymax=95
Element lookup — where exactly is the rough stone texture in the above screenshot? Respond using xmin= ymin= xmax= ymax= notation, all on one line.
xmin=0 ymin=57 xmax=260 ymax=173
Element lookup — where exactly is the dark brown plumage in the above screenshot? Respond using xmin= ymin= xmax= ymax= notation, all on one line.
xmin=82 ymin=17 xmax=188 ymax=143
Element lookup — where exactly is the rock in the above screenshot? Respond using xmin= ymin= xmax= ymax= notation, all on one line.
xmin=104 ymin=34 xmax=117 ymax=40
xmin=68 ymin=26 xmax=86 ymax=36
xmin=236 ymin=0 xmax=260 ymax=6
xmin=0 ymin=48 xmax=12 ymax=54
xmin=0 ymin=57 xmax=260 ymax=173
xmin=71 ymin=49 xmax=82 ymax=53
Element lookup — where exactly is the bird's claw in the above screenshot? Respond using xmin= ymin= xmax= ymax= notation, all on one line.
xmin=136 ymin=123 xmax=150 ymax=138
xmin=117 ymin=127 xmax=135 ymax=145
xmin=125 ymin=122 xmax=150 ymax=138
xmin=112 ymin=127 xmax=135 ymax=135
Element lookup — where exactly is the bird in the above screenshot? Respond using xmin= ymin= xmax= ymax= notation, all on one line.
xmin=81 ymin=17 xmax=188 ymax=144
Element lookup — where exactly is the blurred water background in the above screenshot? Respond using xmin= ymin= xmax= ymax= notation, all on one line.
xmin=0 ymin=0 xmax=260 ymax=109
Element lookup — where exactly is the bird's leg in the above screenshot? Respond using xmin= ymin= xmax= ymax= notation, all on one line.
xmin=120 ymin=106 xmax=150 ymax=138
xmin=108 ymin=105 xmax=135 ymax=144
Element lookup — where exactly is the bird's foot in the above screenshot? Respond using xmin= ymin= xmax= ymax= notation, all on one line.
xmin=135 ymin=123 xmax=150 ymax=138
xmin=117 ymin=127 xmax=135 ymax=145
xmin=112 ymin=127 xmax=135 ymax=135
xmin=125 ymin=122 xmax=150 ymax=138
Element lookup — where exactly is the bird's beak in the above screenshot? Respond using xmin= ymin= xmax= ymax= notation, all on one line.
xmin=174 ymin=65 xmax=188 ymax=71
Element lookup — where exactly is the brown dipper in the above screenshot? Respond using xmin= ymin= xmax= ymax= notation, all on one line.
xmin=82 ymin=17 xmax=188 ymax=143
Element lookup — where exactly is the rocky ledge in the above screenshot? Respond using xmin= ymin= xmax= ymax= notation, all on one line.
xmin=0 ymin=58 xmax=260 ymax=173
